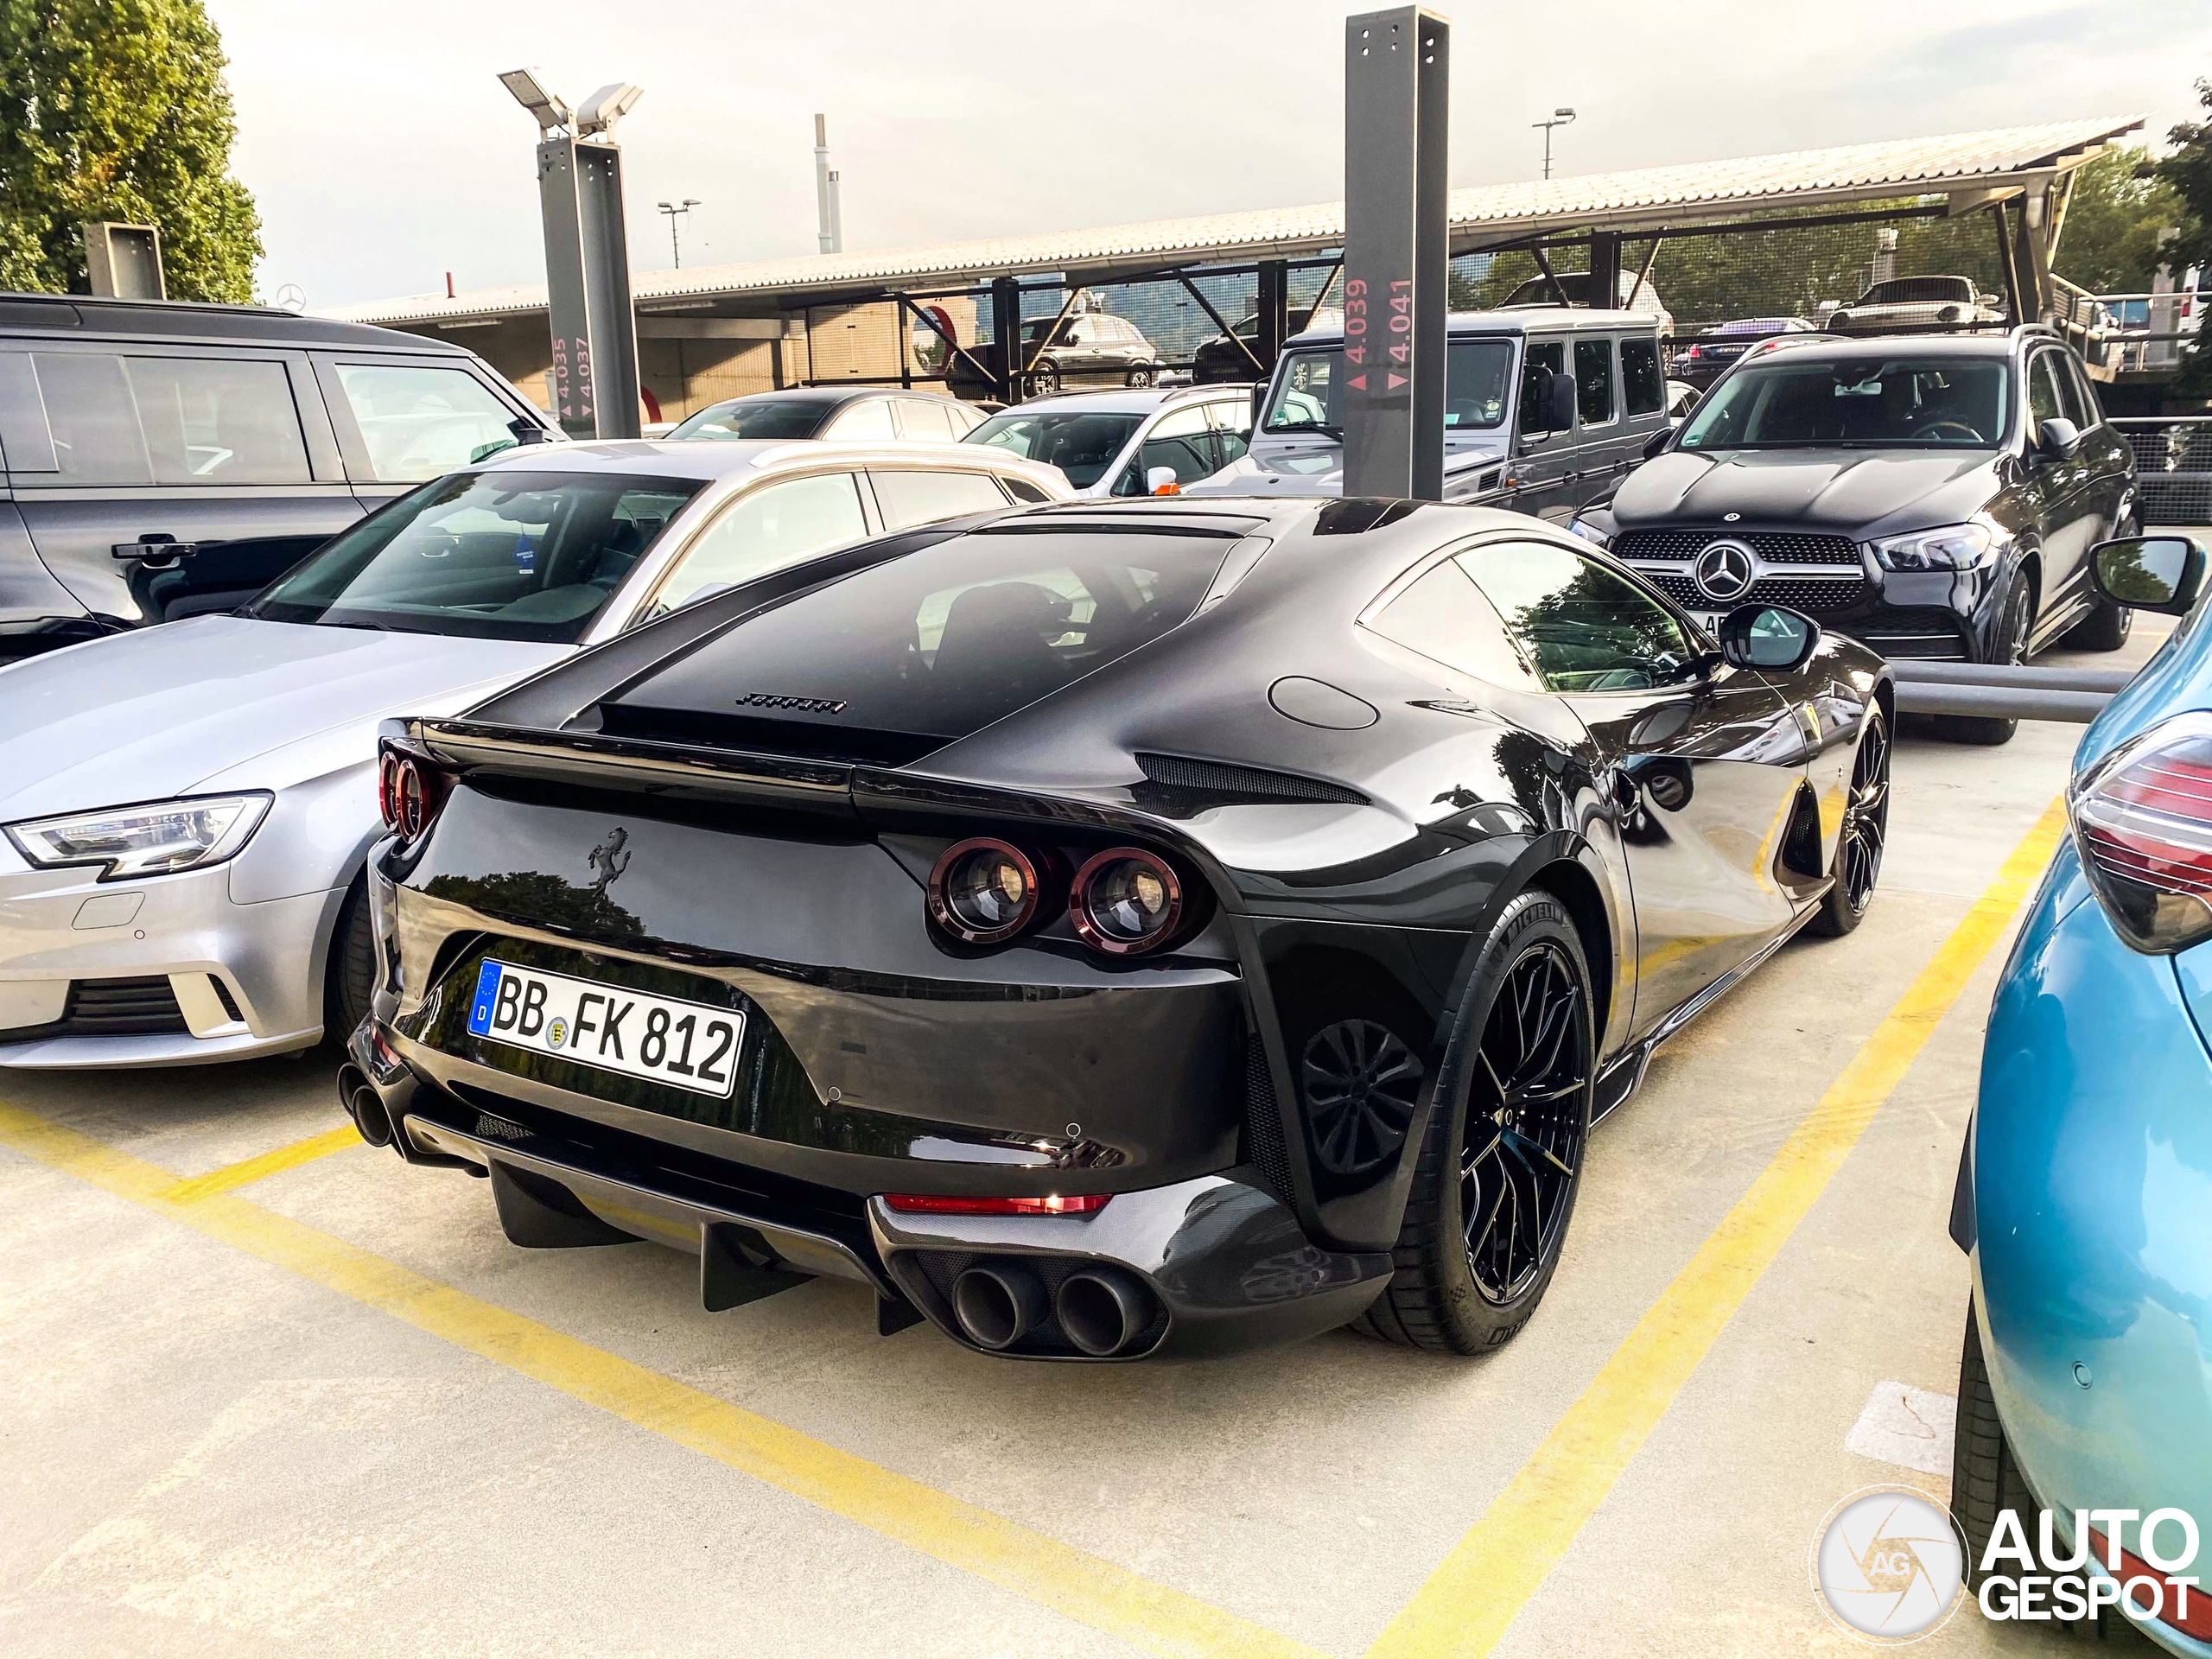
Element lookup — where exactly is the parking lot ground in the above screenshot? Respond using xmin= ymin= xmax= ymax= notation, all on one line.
xmin=0 ymin=623 xmax=2176 ymax=1658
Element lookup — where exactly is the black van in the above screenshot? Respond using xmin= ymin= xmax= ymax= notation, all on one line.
xmin=0 ymin=294 xmax=555 ymax=659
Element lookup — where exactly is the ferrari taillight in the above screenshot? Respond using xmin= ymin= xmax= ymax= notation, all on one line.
xmin=377 ymin=743 xmax=445 ymax=844
xmin=2071 ymin=713 xmax=2212 ymax=954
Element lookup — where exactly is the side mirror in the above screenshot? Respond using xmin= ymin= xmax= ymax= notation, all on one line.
xmin=508 ymin=417 xmax=550 ymax=446
xmin=1544 ymin=370 xmax=1576 ymax=432
xmin=2037 ymin=416 xmax=2082 ymax=460
xmin=2089 ymin=535 xmax=2208 ymax=616
xmin=1642 ymin=428 xmax=1672 ymax=461
xmin=1146 ymin=465 xmax=1181 ymax=496
xmin=1718 ymin=604 xmax=1819 ymax=673
xmin=1058 ymin=329 xmax=1078 ymax=346
xmin=1251 ymin=381 xmax=1268 ymax=429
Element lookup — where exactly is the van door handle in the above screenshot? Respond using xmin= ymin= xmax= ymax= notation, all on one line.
xmin=112 ymin=535 xmax=200 ymax=569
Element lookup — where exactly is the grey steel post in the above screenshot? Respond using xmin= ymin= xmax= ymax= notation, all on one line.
xmin=1342 ymin=7 xmax=1450 ymax=501
xmin=537 ymin=136 xmax=643 ymax=440
xmin=1257 ymin=258 xmax=1289 ymax=368
xmin=815 ymin=115 xmax=842 ymax=255
xmin=991 ymin=276 xmax=1021 ymax=404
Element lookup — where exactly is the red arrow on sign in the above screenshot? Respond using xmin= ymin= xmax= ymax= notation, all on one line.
xmin=1387 ymin=372 xmax=1407 ymax=390
xmin=1348 ymin=374 xmax=1367 ymax=390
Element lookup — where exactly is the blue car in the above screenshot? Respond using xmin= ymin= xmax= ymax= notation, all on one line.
xmin=1956 ymin=531 xmax=2212 ymax=1649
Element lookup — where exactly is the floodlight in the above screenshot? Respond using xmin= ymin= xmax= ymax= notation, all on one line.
xmin=575 ymin=82 xmax=645 ymax=137
xmin=499 ymin=67 xmax=573 ymax=131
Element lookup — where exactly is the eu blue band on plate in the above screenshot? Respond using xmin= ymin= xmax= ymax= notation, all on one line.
xmin=468 ymin=960 xmax=503 ymax=1034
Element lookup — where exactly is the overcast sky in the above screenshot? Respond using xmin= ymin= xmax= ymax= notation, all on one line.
xmin=208 ymin=0 xmax=2212 ymax=310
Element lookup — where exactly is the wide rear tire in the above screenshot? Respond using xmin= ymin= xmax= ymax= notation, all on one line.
xmin=1351 ymin=891 xmax=1596 ymax=1355
xmin=325 ymin=876 xmax=376 ymax=1046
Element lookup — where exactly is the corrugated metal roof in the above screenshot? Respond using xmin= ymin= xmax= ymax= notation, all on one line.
xmin=328 ymin=116 xmax=2141 ymax=327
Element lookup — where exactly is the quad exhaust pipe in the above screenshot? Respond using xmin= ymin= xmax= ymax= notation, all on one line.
xmin=336 ymin=1064 xmax=394 ymax=1148
xmin=1054 ymin=1268 xmax=1154 ymax=1357
xmin=948 ymin=1260 xmax=1158 ymax=1357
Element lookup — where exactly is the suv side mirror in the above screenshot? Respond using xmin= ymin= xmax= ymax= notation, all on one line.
xmin=508 ymin=416 xmax=550 ymax=446
xmin=1251 ymin=380 xmax=1268 ymax=429
xmin=1146 ymin=465 xmax=1181 ymax=496
xmin=1642 ymin=427 xmax=1672 ymax=461
xmin=1718 ymin=604 xmax=1819 ymax=672
xmin=2089 ymin=535 xmax=2207 ymax=616
xmin=2037 ymin=416 xmax=2082 ymax=460
xmin=1544 ymin=370 xmax=1576 ymax=432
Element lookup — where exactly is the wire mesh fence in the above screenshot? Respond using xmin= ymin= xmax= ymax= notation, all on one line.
xmin=2115 ymin=418 xmax=2212 ymax=529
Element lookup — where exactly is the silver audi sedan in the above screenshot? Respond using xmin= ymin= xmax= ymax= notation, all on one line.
xmin=0 ymin=438 xmax=1068 ymax=1069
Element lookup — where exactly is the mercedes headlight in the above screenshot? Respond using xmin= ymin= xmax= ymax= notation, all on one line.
xmin=1866 ymin=522 xmax=1997 ymax=573
xmin=1568 ymin=517 xmax=1613 ymax=550
xmin=5 ymin=794 xmax=272 ymax=881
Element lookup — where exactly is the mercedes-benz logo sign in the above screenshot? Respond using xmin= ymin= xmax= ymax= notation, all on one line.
xmin=1694 ymin=538 xmax=1758 ymax=603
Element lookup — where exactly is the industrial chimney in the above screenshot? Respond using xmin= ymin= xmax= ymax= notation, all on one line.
xmin=814 ymin=114 xmax=843 ymax=255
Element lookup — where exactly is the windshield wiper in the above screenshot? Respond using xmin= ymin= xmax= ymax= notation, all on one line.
xmin=1269 ymin=421 xmax=1343 ymax=439
xmin=316 ymin=617 xmax=435 ymax=635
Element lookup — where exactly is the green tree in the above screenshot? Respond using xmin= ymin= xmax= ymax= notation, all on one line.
xmin=0 ymin=0 xmax=261 ymax=302
xmin=2052 ymin=148 xmax=2187 ymax=292
xmin=2152 ymin=79 xmax=2212 ymax=392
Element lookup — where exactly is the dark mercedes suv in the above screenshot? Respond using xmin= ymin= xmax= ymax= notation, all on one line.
xmin=1571 ymin=327 xmax=2137 ymax=741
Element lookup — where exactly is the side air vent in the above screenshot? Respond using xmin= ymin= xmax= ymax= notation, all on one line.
xmin=1241 ymin=1034 xmax=1295 ymax=1205
xmin=1131 ymin=753 xmax=1367 ymax=818
xmin=1478 ymin=467 xmax=1502 ymax=493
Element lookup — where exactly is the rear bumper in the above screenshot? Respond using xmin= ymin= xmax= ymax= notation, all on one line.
xmin=353 ymin=1022 xmax=1389 ymax=1361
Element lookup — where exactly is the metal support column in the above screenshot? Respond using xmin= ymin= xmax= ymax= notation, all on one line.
xmin=2017 ymin=186 xmax=2056 ymax=325
xmin=1257 ymin=259 xmax=1290 ymax=370
xmin=537 ymin=136 xmax=643 ymax=439
xmin=1341 ymin=5 xmax=1450 ymax=502
xmin=1589 ymin=231 xmax=1622 ymax=309
xmin=990 ymin=276 xmax=1021 ymax=404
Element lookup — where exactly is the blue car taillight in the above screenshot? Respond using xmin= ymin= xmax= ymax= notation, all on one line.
xmin=2070 ymin=712 xmax=2212 ymax=954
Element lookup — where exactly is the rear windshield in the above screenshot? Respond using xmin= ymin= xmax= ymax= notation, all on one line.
xmin=1263 ymin=339 xmax=1514 ymax=435
xmin=248 ymin=469 xmax=702 ymax=642
xmin=605 ymin=526 xmax=1238 ymax=760
xmin=669 ymin=398 xmax=832 ymax=441
xmin=1676 ymin=357 xmax=2010 ymax=450
xmin=1859 ymin=277 xmax=1974 ymax=306
xmin=964 ymin=410 xmax=1142 ymax=488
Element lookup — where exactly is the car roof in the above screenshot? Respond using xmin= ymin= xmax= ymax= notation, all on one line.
xmin=1287 ymin=307 xmax=1652 ymax=346
xmin=473 ymin=436 xmax=1045 ymax=482
xmin=986 ymin=385 xmax=1246 ymax=416
xmin=695 ymin=385 xmax=958 ymax=409
xmin=0 ymin=290 xmax=480 ymax=353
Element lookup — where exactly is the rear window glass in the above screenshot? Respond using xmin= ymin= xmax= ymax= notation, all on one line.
xmin=608 ymin=527 xmax=1237 ymax=755
xmin=0 ymin=352 xmax=310 ymax=485
xmin=669 ymin=397 xmax=830 ymax=442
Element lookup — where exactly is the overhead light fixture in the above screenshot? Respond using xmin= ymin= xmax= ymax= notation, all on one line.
xmin=575 ymin=82 xmax=645 ymax=137
xmin=498 ymin=67 xmax=572 ymax=132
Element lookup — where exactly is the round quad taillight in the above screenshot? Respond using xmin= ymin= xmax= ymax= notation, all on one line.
xmin=395 ymin=758 xmax=435 ymax=842
xmin=377 ymin=751 xmax=403 ymax=832
xmin=1070 ymin=848 xmax=1182 ymax=956
xmin=927 ymin=839 xmax=1042 ymax=944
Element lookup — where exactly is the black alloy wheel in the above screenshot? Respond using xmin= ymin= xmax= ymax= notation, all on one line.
xmin=1352 ymin=890 xmax=1597 ymax=1354
xmin=1936 ymin=579 xmax=2031 ymax=746
xmin=1462 ymin=939 xmax=1591 ymax=1304
xmin=1814 ymin=710 xmax=1889 ymax=937
xmin=1029 ymin=363 xmax=1062 ymax=397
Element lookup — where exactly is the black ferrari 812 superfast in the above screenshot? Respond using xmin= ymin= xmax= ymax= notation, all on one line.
xmin=346 ymin=494 xmax=1891 ymax=1361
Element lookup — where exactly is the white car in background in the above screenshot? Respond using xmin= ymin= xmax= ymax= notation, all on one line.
xmin=1827 ymin=275 xmax=2006 ymax=334
xmin=961 ymin=385 xmax=1255 ymax=498
xmin=0 ymin=440 xmax=1068 ymax=1070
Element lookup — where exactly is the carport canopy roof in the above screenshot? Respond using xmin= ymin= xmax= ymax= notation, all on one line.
xmin=329 ymin=116 xmax=2144 ymax=327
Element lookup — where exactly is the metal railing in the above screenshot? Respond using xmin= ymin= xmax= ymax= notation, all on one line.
xmin=2113 ymin=417 xmax=2212 ymax=530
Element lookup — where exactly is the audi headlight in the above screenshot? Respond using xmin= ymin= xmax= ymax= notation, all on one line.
xmin=1866 ymin=523 xmax=1997 ymax=573
xmin=5 ymin=794 xmax=272 ymax=881
xmin=1567 ymin=517 xmax=1612 ymax=550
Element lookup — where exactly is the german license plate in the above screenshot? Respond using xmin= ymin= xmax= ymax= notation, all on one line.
xmin=1691 ymin=610 xmax=1726 ymax=635
xmin=466 ymin=958 xmax=743 ymax=1099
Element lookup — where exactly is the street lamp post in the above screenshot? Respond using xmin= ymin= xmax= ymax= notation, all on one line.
xmin=499 ymin=66 xmax=646 ymax=440
xmin=658 ymin=198 xmax=701 ymax=269
xmin=1533 ymin=106 xmax=1576 ymax=181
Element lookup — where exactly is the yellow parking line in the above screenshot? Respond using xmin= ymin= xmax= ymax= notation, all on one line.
xmin=0 ymin=1100 xmax=1321 ymax=1659
xmin=160 ymin=1123 xmax=362 ymax=1204
xmin=1366 ymin=797 xmax=2070 ymax=1659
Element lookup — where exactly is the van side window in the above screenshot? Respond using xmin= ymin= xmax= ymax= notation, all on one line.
xmin=1574 ymin=338 xmax=1616 ymax=427
xmin=0 ymin=353 xmax=310 ymax=486
xmin=1519 ymin=340 xmax=1565 ymax=434
xmin=332 ymin=364 xmax=523 ymax=482
xmin=1620 ymin=338 xmax=1664 ymax=417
